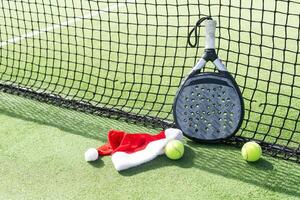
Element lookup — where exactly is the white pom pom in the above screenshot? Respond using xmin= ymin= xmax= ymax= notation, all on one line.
xmin=85 ymin=148 xmax=99 ymax=162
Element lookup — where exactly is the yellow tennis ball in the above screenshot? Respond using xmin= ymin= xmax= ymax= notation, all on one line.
xmin=241 ymin=141 xmax=262 ymax=162
xmin=165 ymin=140 xmax=184 ymax=160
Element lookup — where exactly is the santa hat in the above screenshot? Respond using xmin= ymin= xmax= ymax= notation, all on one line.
xmin=85 ymin=128 xmax=183 ymax=171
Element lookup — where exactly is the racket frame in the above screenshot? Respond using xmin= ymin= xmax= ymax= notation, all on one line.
xmin=173 ymin=19 xmax=244 ymax=142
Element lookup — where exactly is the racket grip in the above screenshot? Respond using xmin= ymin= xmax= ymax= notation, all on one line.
xmin=205 ymin=20 xmax=216 ymax=49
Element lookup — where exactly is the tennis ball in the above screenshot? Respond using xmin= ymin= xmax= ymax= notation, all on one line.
xmin=165 ymin=140 xmax=184 ymax=160
xmin=241 ymin=141 xmax=262 ymax=162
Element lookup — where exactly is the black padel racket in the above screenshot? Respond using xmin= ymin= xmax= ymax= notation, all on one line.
xmin=173 ymin=17 xmax=244 ymax=142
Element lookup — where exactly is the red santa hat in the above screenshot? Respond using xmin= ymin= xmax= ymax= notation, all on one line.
xmin=85 ymin=128 xmax=183 ymax=171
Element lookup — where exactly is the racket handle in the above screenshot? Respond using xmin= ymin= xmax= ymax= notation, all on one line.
xmin=205 ymin=20 xmax=216 ymax=49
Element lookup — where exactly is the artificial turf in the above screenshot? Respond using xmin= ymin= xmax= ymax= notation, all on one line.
xmin=1 ymin=0 xmax=299 ymax=154
xmin=1 ymin=92 xmax=300 ymax=200
xmin=0 ymin=1 xmax=300 ymax=199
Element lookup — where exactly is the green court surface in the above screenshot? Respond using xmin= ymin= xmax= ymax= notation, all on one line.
xmin=1 ymin=0 xmax=300 ymax=199
xmin=1 ymin=92 xmax=300 ymax=200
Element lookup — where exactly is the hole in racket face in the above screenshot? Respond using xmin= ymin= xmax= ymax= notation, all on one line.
xmin=174 ymin=73 xmax=243 ymax=141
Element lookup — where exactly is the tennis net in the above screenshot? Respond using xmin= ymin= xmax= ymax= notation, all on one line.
xmin=0 ymin=0 xmax=299 ymax=162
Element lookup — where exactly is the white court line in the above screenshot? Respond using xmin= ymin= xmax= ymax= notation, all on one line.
xmin=0 ymin=1 xmax=134 ymax=48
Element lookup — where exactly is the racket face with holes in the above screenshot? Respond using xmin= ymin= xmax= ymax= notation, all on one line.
xmin=173 ymin=72 xmax=244 ymax=142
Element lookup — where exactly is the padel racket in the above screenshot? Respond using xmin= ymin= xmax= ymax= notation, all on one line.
xmin=173 ymin=17 xmax=244 ymax=142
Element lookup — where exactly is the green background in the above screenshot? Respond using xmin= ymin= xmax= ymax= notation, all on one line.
xmin=0 ymin=0 xmax=300 ymax=199
xmin=1 ymin=92 xmax=300 ymax=199
xmin=1 ymin=0 xmax=299 ymax=151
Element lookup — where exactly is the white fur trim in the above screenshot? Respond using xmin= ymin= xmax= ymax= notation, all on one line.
xmin=111 ymin=129 xmax=180 ymax=171
xmin=165 ymin=128 xmax=183 ymax=141
xmin=85 ymin=148 xmax=99 ymax=162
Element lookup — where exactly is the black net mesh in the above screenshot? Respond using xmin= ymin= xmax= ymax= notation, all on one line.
xmin=0 ymin=0 xmax=299 ymax=162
